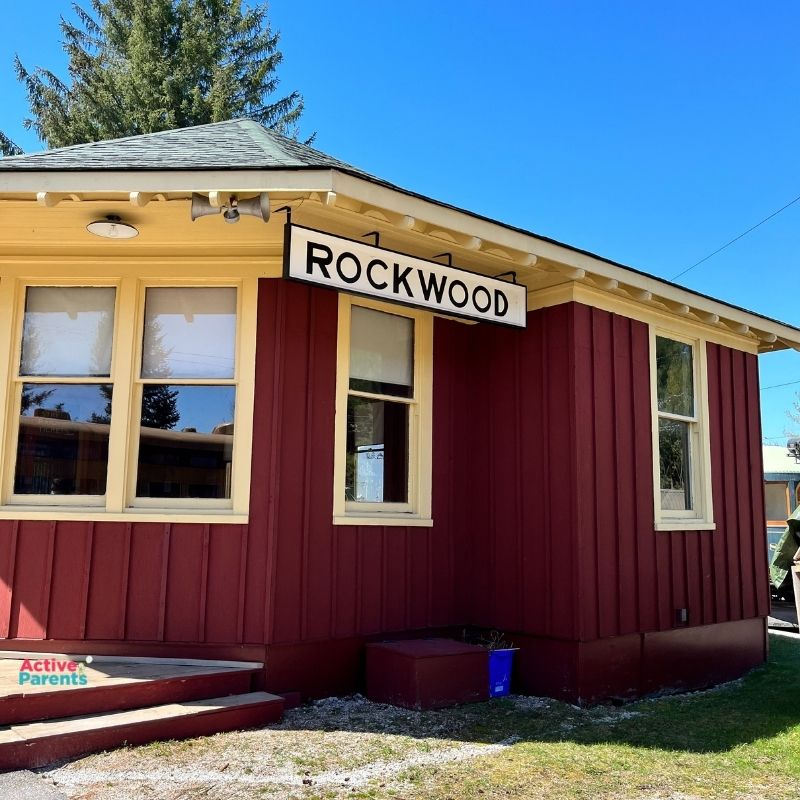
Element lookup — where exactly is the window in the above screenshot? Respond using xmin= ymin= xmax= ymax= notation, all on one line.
xmin=1 ymin=278 xmax=256 ymax=520
xmin=651 ymin=331 xmax=714 ymax=530
xmin=333 ymin=296 xmax=432 ymax=525
xmin=765 ymin=482 xmax=791 ymax=525
xmin=134 ymin=287 xmax=237 ymax=504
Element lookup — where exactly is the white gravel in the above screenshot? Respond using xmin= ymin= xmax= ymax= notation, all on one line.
xmin=49 ymin=736 xmax=519 ymax=791
xmin=41 ymin=694 xmax=533 ymax=799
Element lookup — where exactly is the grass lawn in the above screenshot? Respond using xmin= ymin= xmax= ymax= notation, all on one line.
xmin=46 ymin=633 xmax=800 ymax=800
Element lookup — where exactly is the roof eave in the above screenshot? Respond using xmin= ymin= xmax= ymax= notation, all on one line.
xmin=1 ymin=165 xmax=798 ymax=353
xmin=0 ymin=167 xmax=336 ymax=194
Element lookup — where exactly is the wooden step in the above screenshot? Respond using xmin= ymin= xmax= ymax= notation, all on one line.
xmin=0 ymin=691 xmax=284 ymax=771
xmin=1 ymin=661 xmax=260 ymax=724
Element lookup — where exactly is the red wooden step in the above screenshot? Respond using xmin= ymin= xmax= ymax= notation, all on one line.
xmin=0 ymin=691 xmax=284 ymax=771
xmin=1 ymin=661 xmax=261 ymax=724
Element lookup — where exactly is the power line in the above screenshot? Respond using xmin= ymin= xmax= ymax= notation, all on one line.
xmin=761 ymin=378 xmax=800 ymax=392
xmin=673 ymin=192 xmax=800 ymax=281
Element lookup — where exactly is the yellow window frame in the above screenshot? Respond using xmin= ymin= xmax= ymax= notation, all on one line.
xmin=0 ymin=274 xmax=257 ymax=523
xmin=332 ymin=294 xmax=433 ymax=527
xmin=649 ymin=326 xmax=715 ymax=532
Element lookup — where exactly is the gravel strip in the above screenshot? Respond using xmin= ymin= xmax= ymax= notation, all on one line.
xmin=42 ymin=694 xmax=533 ymax=799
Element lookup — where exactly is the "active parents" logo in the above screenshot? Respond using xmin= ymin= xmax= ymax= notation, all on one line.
xmin=18 ymin=656 xmax=93 ymax=687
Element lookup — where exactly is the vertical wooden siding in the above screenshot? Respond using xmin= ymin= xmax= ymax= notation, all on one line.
xmin=0 ymin=291 xmax=770 ymax=648
xmin=455 ymin=303 xmax=581 ymax=640
xmin=570 ymin=304 xmax=769 ymax=641
xmin=253 ymin=281 xmax=459 ymax=645
xmin=0 ymin=280 xmax=461 ymax=646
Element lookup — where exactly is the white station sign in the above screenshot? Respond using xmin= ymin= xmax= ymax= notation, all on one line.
xmin=284 ymin=224 xmax=527 ymax=328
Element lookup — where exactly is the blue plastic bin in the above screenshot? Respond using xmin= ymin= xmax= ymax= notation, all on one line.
xmin=488 ymin=648 xmax=517 ymax=697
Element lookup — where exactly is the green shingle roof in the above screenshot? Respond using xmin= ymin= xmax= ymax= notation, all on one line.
xmin=0 ymin=118 xmax=374 ymax=175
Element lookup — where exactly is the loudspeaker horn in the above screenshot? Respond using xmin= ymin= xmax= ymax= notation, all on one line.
xmin=236 ymin=192 xmax=270 ymax=223
xmin=190 ymin=193 xmax=221 ymax=221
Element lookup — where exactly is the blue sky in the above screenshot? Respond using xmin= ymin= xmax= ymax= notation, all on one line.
xmin=2 ymin=1 xmax=799 ymax=442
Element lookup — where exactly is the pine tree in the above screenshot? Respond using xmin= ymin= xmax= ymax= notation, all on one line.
xmin=4 ymin=0 xmax=308 ymax=151
xmin=140 ymin=317 xmax=181 ymax=430
xmin=0 ymin=132 xmax=22 ymax=156
xmin=141 ymin=384 xmax=181 ymax=430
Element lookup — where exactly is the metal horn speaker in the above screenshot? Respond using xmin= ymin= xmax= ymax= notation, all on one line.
xmin=235 ymin=192 xmax=270 ymax=223
xmin=190 ymin=193 xmax=222 ymax=221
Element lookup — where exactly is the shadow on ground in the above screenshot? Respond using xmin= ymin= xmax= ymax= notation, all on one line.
xmin=271 ymin=634 xmax=800 ymax=757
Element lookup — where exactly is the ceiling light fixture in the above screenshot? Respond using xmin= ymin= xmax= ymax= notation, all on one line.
xmin=86 ymin=215 xmax=139 ymax=239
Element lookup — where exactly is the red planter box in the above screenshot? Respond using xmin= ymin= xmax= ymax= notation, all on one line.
xmin=365 ymin=638 xmax=488 ymax=710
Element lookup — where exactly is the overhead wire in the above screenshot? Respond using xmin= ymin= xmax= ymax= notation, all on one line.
xmin=672 ymin=192 xmax=800 ymax=281
xmin=761 ymin=378 xmax=800 ymax=392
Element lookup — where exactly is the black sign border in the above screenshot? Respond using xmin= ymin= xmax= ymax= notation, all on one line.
xmin=282 ymin=222 xmax=528 ymax=329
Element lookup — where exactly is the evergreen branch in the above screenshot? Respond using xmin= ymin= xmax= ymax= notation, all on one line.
xmin=0 ymin=132 xmax=23 ymax=156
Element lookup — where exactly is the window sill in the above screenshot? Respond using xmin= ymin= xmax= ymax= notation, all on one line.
xmin=0 ymin=507 xmax=248 ymax=524
xmin=333 ymin=514 xmax=433 ymax=528
xmin=655 ymin=520 xmax=716 ymax=532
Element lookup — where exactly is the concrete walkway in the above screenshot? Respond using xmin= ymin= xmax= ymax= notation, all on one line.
xmin=769 ymin=600 xmax=798 ymax=631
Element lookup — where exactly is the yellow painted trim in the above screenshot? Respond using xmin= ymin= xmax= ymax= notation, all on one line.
xmin=528 ymin=283 xmax=760 ymax=355
xmin=332 ymin=515 xmax=433 ymax=528
xmin=655 ymin=522 xmax=717 ymax=532
xmin=332 ymin=299 xmax=349 ymax=520
xmin=2 ymin=168 xmax=797 ymax=349
xmin=232 ymin=277 xmax=258 ymax=516
xmin=0 ymin=509 xmax=248 ymax=524
xmin=332 ymin=294 xmax=433 ymax=524
xmin=326 ymin=173 xmax=800 ymax=350
xmin=0 ymin=273 xmax=256 ymax=518
xmin=649 ymin=327 xmax=715 ymax=530
xmin=106 ymin=277 xmax=136 ymax=511
xmin=0 ymin=258 xmax=282 ymax=279
xmin=0 ymin=278 xmax=18 ymax=506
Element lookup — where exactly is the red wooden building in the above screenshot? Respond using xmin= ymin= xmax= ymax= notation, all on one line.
xmin=0 ymin=119 xmax=797 ymax=705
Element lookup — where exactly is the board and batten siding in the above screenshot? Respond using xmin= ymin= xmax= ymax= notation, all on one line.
xmin=0 ymin=286 xmax=769 ymax=650
xmin=0 ymin=280 xmax=462 ymax=646
xmin=571 ymin=304 xmax=767 ymax=640
xmin=450 ymin=302 xmax=580 ymax=640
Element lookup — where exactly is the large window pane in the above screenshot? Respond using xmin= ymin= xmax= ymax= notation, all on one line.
xmin=346 ymin=396 xmax=408 ymax=503
xmin=659 ymin=418 xmax=692 ymax=511
xmin=765 ymin=483 xmax=790 ymax=522
xmin=142 ymin=287 xmax=236 ymax=379
xmin=349 ymin=307 xmax=413 ymax=398
xmin=14 ymin=383 xmax=112 ymax=495
xmin=136 ymin=385 xmax=235 ymax=499
xmin=656 ymin=336 xmax=694 ymax=416
xmin=20 ymin=287 xmax=115 ymax=377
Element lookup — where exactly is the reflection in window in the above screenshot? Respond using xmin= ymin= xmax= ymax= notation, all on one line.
xmin=345 ymin=306 xmax=415 ymax=506
xmin=14 ymin=384 xmax=112 ymax=495
xmin=20 ymin=287 xmax=116 ymax=377
xmin=659 ymin=418 xmax=691 ymax=511
xmin=136 ymin=385 xmax=235 ymax=499
xmin=655 ymin=336 xmax=697 ymax=514
xmin=765 ymin=482 xmax=790 ymax=522
xmin=141 ymin=287 xmax=236 ymax=379
xmin=346 ymin=395 xmax=409 ymax=504
xmin=656 ymin=337 xmax=694 ymax=416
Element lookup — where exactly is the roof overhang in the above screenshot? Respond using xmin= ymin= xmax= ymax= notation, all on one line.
xmin=0 ymin=168 xmax=331 ymax=194
xmin=1 ymin=166 xmax=799 ymax=354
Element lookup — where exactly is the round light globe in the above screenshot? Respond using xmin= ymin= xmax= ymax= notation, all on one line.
xmin=87 ymin=216 xmax=139 ymax=239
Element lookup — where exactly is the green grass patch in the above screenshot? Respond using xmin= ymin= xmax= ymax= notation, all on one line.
xmin=401 ymin=634 xmax=800 ymax=799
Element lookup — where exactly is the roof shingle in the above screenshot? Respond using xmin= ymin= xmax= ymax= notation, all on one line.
xmin=0 ymin=118 xmax=374 ymax=176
